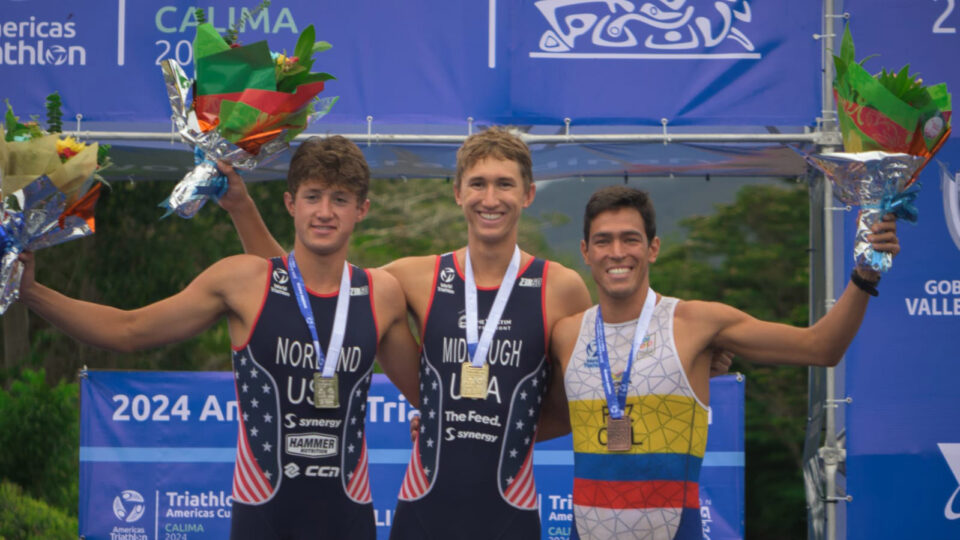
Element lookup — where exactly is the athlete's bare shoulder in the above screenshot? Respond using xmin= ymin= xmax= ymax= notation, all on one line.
xmin=207 ymin=254 xmax=272 ymax=305
xmin=381 ymin=255 xmax=437 ymax=290
xmin=542 ymin=260 xmax=592 ymax=326
xmin=551 ymin=309 xmax=587 ymax=371
xmin=366 ymin=267 xmax=406 ymax=318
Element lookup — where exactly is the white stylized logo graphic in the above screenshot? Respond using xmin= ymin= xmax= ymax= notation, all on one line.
xmin=273 ymin=268 xmax=290 ymax=284
xmin=284 ymin=462 xmax=301 ymax=478
xmin=440 ymin=267 xmax=457 ymax=283
xmin=939 ymin=443 xmax=960 ymax=520
xmin=112 ymin=490 xmax=146 ymax=522
xmin=941 ymin=166 xmax=960 ymax=253
xmin=530 ymin=0 xmax=759 ymax=59
xmin=0 ymin=13 xmax=86 ymax=67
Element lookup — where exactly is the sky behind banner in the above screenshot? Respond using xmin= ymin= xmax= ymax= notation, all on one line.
xmin=0 ymin=0 xmax=819 ymax=128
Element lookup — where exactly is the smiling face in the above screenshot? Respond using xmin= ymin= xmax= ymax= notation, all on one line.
xmin=454 ymin=157 xmax=535 ymax=246
xmin=581 ymin=206 xmax=660 ymax=302
xmin=285 ymin=179 xmax=369 ymax=257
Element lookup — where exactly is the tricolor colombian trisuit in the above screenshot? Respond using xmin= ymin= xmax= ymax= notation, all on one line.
xmin=229 ymin=256 xmax=378 ymax=540
xmin=565 ymin=297 xmax=708 ymax=540
xmin=390 ymin=253 xmax=549 ymax=540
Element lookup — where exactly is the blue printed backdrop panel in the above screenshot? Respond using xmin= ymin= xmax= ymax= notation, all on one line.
xmin=504 ymin=0 xmax=819 ymax=125
xmin=840 ymin=147 xmax=960 ymax=534
xmin=839 ymin=3 xmax=960 ymax=537
xmin=79 ymin=371 xmax=239 ymax=540
xmin=79 ymin=371 xmax=744 ymax=539
xmin=1 ymin=0 xmax=818 ymax=127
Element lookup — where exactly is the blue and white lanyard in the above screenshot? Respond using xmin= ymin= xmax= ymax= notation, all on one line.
xmin=464 ymin=245 xmax=521 ymax=367
xmin=594 ymin=288 xmax=656 ymax=419
xmin=287 ymin=252 xmax=351 ymax=378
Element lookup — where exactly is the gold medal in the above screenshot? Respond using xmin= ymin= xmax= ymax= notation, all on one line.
xmin=460 ymin=362 xmax=489 ymax=399
xmin=313 ymin=373 xmax=339 ymax=409
xmin=606 ymin=416 xmax=632 ymax=452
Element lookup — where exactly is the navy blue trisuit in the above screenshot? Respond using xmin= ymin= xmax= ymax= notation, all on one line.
xmin=390 ymin=252 xmax=550 ymax=540
xmin=228 ymin=256 xmax=378 ymax=540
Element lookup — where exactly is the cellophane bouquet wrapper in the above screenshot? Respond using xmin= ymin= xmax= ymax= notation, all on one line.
xmin=161 ymin=22 xmax=337 ymax=218
xmin=1 ymin=110 xmax=105 ymax=314
xmin=803 ymin=27 xmax=951 ymax=273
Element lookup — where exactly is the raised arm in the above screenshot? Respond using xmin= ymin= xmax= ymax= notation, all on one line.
xmin=217 ymin=161 xmax=286 ymax=258
xmin=685 ymin=216 xmax=900 ymax=368
xmin=537 ymin=263 xmax=593 ymax=441
xmin=17 ymin=251 xmax=267 ymax=353
xmin=369 ymin=268 xmax=421 ymax=407
xmin=380 ymin=255 xmax=438 ymax=328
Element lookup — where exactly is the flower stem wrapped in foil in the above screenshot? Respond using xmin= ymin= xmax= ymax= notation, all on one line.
xmin=159 ymin=19 xmax=338 ymax=219
xmin=1 ymin=176 xmax=101 ymax=314
xmin=804 ymin=151 xmax=925 ymax=273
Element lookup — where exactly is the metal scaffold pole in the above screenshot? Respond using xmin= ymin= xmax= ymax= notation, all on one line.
xmin=806 ymin=1 xmax=849 ymax=540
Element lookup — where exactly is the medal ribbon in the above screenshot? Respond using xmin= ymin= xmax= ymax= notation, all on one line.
xmin=464 ymin=245 xmax=521 ymax=368
xmin=287 ymin=252 xmax=351 ymax=378
xmin=595 ymin=288 xmax=656 ymax=419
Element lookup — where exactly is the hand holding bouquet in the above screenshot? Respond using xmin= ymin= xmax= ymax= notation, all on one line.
xmin=161 ymin=3 xmax=337 ymax=218
xmin=803 ymin=26 xmax=951 ymax=273
xmin=0 ymin=95 xmax=108 ymax=314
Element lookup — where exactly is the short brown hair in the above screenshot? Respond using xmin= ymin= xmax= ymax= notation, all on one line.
xmin=583 ymin=186 xmax=657 ymax=242
xmin=455 ymin=127 xmax=533 ymax=190
xmin=287 ymin=136 xmax=370 ymax=201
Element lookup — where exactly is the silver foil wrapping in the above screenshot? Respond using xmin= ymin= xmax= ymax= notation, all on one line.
xmin=160 ymin=60 xmax=335 ymax=218
xmin=1 ymin=176 xmax=96 ymax=314
xmin=804 ymin=151 xmax=925 ymax=272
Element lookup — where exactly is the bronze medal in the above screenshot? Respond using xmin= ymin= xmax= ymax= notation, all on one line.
xmin=606 ymin=416 xmax=632 ymax=452
xmin=313 ymin=373 xmax=339 ymax=409
xmin=460 ymin=362 xmax=489 ymax=399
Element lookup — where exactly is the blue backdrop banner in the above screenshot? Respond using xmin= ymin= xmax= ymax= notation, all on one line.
xmin=1 ymin=0 xmax=818 ymax=127
xmin=838 ymin=2 xmax=960 ymax=538
xmin=79 ymin=371 xmax=744 ymax=540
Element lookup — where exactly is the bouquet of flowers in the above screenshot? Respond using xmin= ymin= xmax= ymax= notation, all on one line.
xmin=0 ymin=95 xmax=108 ymax=314
xmin=803 ymin=26 xmax=952 ymax=272
xmin=161 ymin=3 xmax=337 ymax=218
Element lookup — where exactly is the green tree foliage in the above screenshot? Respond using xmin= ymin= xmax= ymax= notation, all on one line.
xmin=0 ymin=480 xmax=78 ymax=540
xmin=0 ymin=369 xmax=79 ymax=514
xmin=652 ymin=182 xmax=810 ymax=540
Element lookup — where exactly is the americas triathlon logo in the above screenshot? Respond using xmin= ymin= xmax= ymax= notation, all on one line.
xmin=939 ymin=443 xmax=960 ymax=520
xmin=941 ymin=166 xmax=960 ymax=253
xmin=530 ymin=0 xmax=759 ymax=59
xmin=112 ymin=490 xmax=146 ymax=523
xmin=0 ymin=15 xmax=87 ymax=66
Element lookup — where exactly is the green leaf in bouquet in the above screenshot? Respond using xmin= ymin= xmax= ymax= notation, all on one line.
xmin=877 ymin=65 xmax=930 ymax=108
xmin=313 ymin=41 xmax=332 ymax=54
xmin=846 ymin=62 xmax=919 ymax=129
xmin=3 ymin=101 xmax=37 ymax=142
xmin=282 ymin=65 xmax=307 ymax=78
xmin=226 ymin=0 xmax=271 ymax=45
xmin=840 ymin=26 xmax=855 ymax=68
xmin=277 ymin=71 xmax=336 ymax=94
xmin=833 ymin=26 xmax=854 ymax=84
xmin=96 ymin=143 xmax=112 ymax=168
xmin=294 ymin=25 xmax=316 ymax=71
